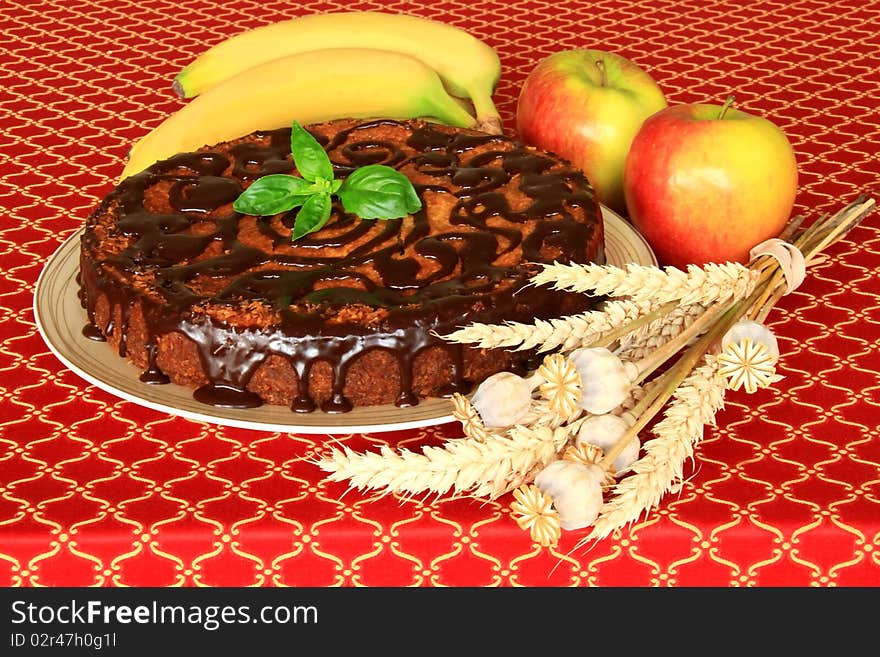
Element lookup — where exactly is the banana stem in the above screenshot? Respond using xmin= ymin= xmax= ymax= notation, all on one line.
xmin=428 ymin=90 xmax=481 ymax=130
xmin=466 ymin=87 xmax=503 ymax=135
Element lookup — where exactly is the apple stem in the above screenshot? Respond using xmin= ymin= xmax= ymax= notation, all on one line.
xmin=595 ymin=59 xmax=608 ymax=87
xmin=718 ymin=94 xmax=736 ymax=119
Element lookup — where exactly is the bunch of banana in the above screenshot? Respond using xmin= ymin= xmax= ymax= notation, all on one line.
xmin=120 ymin=12 xmax=503 ymax=181
xmin=173 ymin=11 xmax=502 ymax=134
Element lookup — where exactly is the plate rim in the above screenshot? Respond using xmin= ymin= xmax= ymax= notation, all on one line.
xmin=33 ymin=207 xmax=655 ymax=435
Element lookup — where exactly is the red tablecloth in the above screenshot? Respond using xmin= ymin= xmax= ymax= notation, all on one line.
xmin=1 ymin=0 xmax=878 ymax=587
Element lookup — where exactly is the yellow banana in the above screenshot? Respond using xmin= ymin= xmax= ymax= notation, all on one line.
xmin=172 ymin=11 xmax=503 ymax=134
xmin=120 ymin=47 xmax=478 ymax=181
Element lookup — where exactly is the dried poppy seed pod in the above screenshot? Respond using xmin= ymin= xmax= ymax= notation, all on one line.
xmin=722 ymin=319 xmax=779 ymax=362
xmin=534 ymin=459 xmax=604 ymax=530
xmin=470 ymin=371 xmax=534 ymax=428
xmin=568 ymin=347 xmax=638 ymax=414
xmin=576 ymin=413 xmax=640 ymax=473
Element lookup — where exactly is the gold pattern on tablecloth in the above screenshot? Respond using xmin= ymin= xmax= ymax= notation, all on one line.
xmin=1 ymin=0 xmax=878 ymax=586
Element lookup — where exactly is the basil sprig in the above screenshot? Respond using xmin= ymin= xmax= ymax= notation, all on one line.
xmin=232 ymin=121 xmax=422 ymax=241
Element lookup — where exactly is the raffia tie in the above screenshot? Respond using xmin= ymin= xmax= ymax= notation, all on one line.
xmin=749 ymin=238 xmax=806 ymax=294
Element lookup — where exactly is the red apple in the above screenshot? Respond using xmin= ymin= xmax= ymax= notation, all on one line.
xmin=623 ymin=97 xmax=798 ymax=269
xmin=516 ymin=49 xmax=668 ymax=215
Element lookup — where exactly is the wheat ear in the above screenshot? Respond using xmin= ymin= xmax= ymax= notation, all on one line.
xmin=531 ymin=261 xmax=759 ymax=306
xmin=439 ymin=298 xmax=665 ymax=353
xmin=317 ymin=424 xmax=574 ymax=501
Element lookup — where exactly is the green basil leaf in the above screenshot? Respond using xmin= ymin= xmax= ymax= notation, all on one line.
xmin=232 ymin=174 xmax=314 ymax=215
xmin=292 ymin=193 xmax=332 ymax=241
xmin=336 ymin=164 xmax=422 ymax=220
xmin=290 ymin=120 xmax=333 ymax=182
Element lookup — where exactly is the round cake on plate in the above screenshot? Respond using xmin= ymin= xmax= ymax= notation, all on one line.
xmin=78 ymin=118 xmax=605 ymax=413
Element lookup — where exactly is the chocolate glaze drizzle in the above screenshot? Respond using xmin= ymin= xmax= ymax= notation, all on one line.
xmin=79 ymin=119 xmax=604 ymax=413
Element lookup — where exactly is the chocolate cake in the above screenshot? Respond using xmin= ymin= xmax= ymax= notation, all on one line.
xmin=79 ymin=118 xmax=604 ymax=413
